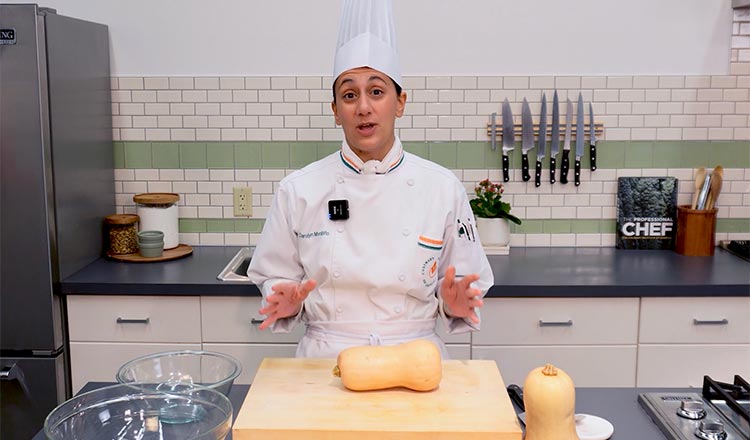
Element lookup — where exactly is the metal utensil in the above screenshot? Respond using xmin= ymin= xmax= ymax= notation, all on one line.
xmin=560 ymin=98 xmax=573 ymax=184
xmin=521 ymin=98 xmax=534 ymax=182
xmin=575 ymin=92 xmax=585 ymax=187
xmin=535 ymin=94 xmax=548 ymax=188
xmin=490 ymin=112 xmax=497 ymax=151
xmin=691 ymin=167 xmax=707 ymax=209
xmin=502 ymin=99 xmax=514 ymax=182
xmin=696 ymin=173 xmax=712 ymax=210
xmin=589 ymin=102 xmax=597 ymax=171
xmin=550 ymin=90 xmax=560 ymax=184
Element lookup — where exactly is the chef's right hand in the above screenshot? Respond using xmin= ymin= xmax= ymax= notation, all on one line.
xmin=257 ymin=279 xmax=317 ymax=330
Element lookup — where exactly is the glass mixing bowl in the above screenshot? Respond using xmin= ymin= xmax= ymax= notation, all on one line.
xmin=44 ymin=383 xmax=232 ymax=440
xmin=116 ymin=350 xmax=242 ymax=397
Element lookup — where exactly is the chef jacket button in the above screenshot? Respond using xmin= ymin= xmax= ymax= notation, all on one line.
xmin=394 ymin=306 xmax=402 ymax=313
xmin=337 ymin=226 xmax=344 ymax=233
xmin=337 ymin=177 xmax=344 ymax=184
xmin=336 ymin=306 xmax=343 ymax=313
xmin=407 ymin=179 xmax=414 ymax=186
xmin=333 ymin=271 xmax=340 ymax=278
xmin=398 ymin=273 xmax=406 ymax=281
xmin=402 ymin=228 xmax=410 ymax=236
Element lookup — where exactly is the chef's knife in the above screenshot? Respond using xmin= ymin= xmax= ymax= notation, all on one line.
xmin=501 ymin=99 xmax=514 ymax=182
xmin=535 ymin=94 xmax=547 ymax=187
xmin=575 ymin=93 xmax=585 ymax=187
xmin=589 ymin=102 xmax=597 ymax=171
xmin=550 ymin=90 xmax=560 ymax=184
xmin=521 ymin=98 xmax=534 ymax=182
xmin=560 ymin=98 xmax=573 ymax=184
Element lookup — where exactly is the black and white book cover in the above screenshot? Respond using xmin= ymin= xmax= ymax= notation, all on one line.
xmin=616 ymin=177 xmax=678 ymax=250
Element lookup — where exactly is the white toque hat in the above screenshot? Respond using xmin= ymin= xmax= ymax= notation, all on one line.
xmin=333 ymin=0 xmax=402 ymax=87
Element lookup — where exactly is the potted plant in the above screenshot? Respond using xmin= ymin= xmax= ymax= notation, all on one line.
xmin=469 ymin=179 xmax=522 ymax=247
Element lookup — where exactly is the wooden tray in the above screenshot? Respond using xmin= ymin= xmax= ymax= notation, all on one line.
xmin=107 ymin=244 xmax=193 ymax=263
xmin=233 ymin=358 xmax=522 ymax=440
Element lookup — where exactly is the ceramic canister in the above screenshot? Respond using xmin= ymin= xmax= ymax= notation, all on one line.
xmin=133 ymin=193 xmax=180 ymax=249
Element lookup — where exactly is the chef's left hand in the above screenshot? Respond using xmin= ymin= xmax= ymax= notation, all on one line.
xmin=439 ymin=265 xmax=483 ymax=324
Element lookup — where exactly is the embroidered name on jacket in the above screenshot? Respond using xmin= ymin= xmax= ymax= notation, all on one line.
xmin=297 ymin=230 xmax=330 ymax=239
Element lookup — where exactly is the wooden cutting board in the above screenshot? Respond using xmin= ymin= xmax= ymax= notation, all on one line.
xmin=233 ymin=358 xmax=522 ymax=440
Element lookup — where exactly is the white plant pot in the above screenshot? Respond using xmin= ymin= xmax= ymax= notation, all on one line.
xmin=476 ymin=217 xmax=511 ymax=247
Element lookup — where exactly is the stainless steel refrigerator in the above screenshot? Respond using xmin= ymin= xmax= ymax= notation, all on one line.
xmin=0 ymin=4 xmax=114 ymax=438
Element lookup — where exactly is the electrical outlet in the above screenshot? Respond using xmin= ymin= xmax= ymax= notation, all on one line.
xmin=233 ymin=186 xmax=253 ymax=216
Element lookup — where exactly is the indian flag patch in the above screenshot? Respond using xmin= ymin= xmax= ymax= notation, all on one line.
xmin=417 ymin=235 xmax=443 ymax=250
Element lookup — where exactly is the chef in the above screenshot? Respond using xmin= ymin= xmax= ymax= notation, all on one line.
xmin=247 ymin=0 xmax=493 ymax=358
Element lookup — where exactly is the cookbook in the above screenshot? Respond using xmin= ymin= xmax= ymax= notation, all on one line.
xmin=616 ymin=177 xmax=678 ymax=250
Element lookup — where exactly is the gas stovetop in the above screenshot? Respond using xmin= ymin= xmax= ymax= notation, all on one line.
xmin=639 ymin=375 xmax=750 ymax=440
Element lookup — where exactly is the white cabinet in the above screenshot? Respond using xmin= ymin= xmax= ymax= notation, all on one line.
xmin=637 ymin=297 xmax=750 ymax=387
xmin=201 ymin=296 xmax=302 ymax=383
xmin=67 ymin=295 xmax=202 ymax=393
xmin=472 ymin=298 xmax=640 ymax=387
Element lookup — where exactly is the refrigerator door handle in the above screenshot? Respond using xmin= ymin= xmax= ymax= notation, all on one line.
xmin=0 ymin=363 xmax=32 ymax=398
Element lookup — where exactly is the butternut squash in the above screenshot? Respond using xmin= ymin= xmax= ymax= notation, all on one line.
xmin=523 ymin=364 xmax=579 ymax=440
xmin=332 ymin=339 xmax=442 ymax=391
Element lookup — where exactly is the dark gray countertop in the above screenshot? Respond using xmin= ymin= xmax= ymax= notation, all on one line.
xmin=35 ymin=382 xmax=688 ymax=440
xmin=61 ymin=246 xmax=750 ymax=297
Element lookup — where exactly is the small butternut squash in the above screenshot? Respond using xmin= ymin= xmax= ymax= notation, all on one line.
xmin=332 ymin=339 xmax=442 ymax=391
xmin=523 ymin=364 xmax=579 ymax=440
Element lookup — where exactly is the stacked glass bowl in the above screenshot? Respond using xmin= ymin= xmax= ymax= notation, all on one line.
xmin=137 ymin=230 xmax=164 ymax=258
xmin=44 ymin=351 xmax=242 ymax=440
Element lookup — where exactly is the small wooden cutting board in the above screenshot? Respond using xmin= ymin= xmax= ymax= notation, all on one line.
xmin=233 ymin=358 xmax=522 ymax=440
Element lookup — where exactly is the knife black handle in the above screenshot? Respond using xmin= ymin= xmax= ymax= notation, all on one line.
xmin=550 ymin=157 xmax=556 ymax=184
xmin=575 ymin=158 xmax=581 ymax=186
xmin=590 ymin=143 xmax=597 ymax=171
xmin=560 ymin=150 xmax=570 ymax=184
xmin=507 ymin=384 xmax=525 ymax=411
xmin=521 ymin=154 xmax=530 ymax=181
xmin=502 ymin=155 xmax=510 ymax=182
xmin=534 ymin=160 xmax=542 ymax=187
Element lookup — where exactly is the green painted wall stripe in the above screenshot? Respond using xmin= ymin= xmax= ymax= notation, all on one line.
xmin=175 ymin=218 xmax=750 ymax=235
xmin=114 ymin=140 xmax=750 ymax=170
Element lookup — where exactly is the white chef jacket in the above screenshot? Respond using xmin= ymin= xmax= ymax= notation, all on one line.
xmin=247 ymin=137 xmax=494 ymax=358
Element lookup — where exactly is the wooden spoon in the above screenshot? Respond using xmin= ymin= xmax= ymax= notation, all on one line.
xmin=691 ymin=167 xmax=706 ymax=209
xmin=706 ymin=166 xmax=723 ymax=210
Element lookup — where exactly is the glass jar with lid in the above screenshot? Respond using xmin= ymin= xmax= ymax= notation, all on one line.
xmin=133 ymin=193 xmax=180 ymax=249
xmin=104 ymin=214 xmax=139 ymax=255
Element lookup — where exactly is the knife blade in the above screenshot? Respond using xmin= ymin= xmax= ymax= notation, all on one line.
xmin=535 ymin=94 xmax=547 ymax=188
xmin=575 ymin=93 xmax=585 ymax=186
xmin=501 ymin=99 xmax=514 ymax=182
xmin=550 ymin=90 xmax=560 ymax=184
xmin=560 ymin=98 xmax=573 ymax=184
xmin=521 ymin=98 xmax=534 ymax=182
xmin=589 ymin=102 xmax=597 ymax=171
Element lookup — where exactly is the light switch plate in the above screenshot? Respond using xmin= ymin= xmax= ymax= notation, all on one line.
xmin=233 ymin=186 xmax=253 ymax=216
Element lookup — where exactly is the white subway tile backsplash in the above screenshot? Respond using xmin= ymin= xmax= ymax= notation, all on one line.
xmin=144 ymin=77 xmax=169 ymax=89
xmin=659 ymin=76 xmax=685 ymax=88
xmin=711 ymin=76 xmax=738 ymax=88
xmin=633 ymin=76 xmax=659 ymax=89
xmin=220 ymin=77 xmax=245 ymax=90
xmin=171 ymin=129 xmax=196 ymax=141
xmin=173 ymin=182 xmax=196 ymax=194
xmin=645 ymin=89 xmax=671 ymax=101
xmin=607 ymin=76 xmax=633 ymax=88
xmin=426 ymin=77 xmax=451 ymax=89
xmin=271 ymin=128 xmax=296 ymax=140
xmin=233 ymin=90 xmax=258 ymax=102
xmin=221 ymin=129 xmax=246 ymax=141
xmin=196 ymin=129 xmax=221 ymax=141
xmin=194 ymin=77 xmax=219 ymax=89
xmin=169 ymin=77 xmax=194 ymax=90
xmin=157 ymin=91 xmax=182 ymax=103
xmin=504 ymin=77 xmax=530 ymax=89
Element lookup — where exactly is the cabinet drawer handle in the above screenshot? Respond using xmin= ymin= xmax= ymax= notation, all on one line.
xmin=538 ymin=319 xmax=573 ymax=327
xmin=116 ymin=317 xmax=150 ymax=324
xmin=693 ymin=318 xmax=728 ymax=326
xmin=250 ymin=318 xmax=264 ymax=325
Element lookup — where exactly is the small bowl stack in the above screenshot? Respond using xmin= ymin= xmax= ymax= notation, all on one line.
xmin=138 ymin=230 xmax=165 ymax=258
